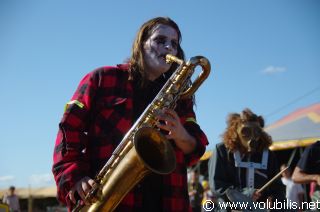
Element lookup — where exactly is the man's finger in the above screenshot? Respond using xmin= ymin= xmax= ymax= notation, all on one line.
xmin=88 ymin=179 xmax=95 ymax=187
xmin=77 ymin=187 xmax=87 ymax=204
xmin=69 ymin=190 xmax=76 ymax=204
xmin=164 ymin=108 xmax=179 ymax=120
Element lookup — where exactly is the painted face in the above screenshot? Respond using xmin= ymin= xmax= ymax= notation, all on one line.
xmin=143 ymin=24 xmax=179 ymax=81
xmin=237 ymin=121 xmax=262 ymax=152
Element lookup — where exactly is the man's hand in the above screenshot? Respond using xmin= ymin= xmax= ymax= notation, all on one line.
xmin=316 ymin=175 xmax=320 ymax=186
xmin=68 ymin=176 xmax=95 ymax=205
xmin=252 ymin=190 xmax=261 ymax=201
xmin=156 ymin=108 xmax=196 ymax=154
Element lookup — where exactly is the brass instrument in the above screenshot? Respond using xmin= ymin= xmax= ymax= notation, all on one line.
xmin=72 ymin=54 xmax=211 ymax=212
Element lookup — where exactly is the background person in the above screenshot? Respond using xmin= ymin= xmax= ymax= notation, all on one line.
xmin=2 ymin=186 xmax=20 ymax=212
xmin=292 ymin=140 xmax=320 ymax=205
xmin=52 ymin=16 xmax=208 ymax=212
xmin=280 ymin=164 xmax=304 ymax=207
xmin=188 ymin=170 xmax=204 ymax=212
xmin=201 ymin=180 xmax=215 ymax=212
xmin=208 ymin=108 xmax=286 ymax=211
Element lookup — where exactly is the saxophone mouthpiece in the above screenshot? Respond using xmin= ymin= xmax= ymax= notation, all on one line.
xmin=165 ymin=54 xmax=184 ymax=65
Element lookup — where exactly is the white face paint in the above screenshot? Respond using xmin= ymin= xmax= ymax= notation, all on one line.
xmin=143 ymin=24 xmax=179 ymax=81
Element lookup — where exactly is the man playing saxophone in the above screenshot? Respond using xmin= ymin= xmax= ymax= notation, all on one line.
xmin=52 ymin=17 xmax=209 ymax=212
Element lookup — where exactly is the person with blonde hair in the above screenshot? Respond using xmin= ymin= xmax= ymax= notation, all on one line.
xmin=201 ymin=180 xmax=215 ymax=206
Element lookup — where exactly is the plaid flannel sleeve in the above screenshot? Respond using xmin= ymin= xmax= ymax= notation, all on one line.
xmin=52 ymin=71 xmax=98 ymax=204
xmin=176 ymin=97 xmax=208 ymax=166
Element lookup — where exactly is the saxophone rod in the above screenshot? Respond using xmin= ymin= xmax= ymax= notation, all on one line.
xmin=257 ymin=166 xmax=288 ymax=193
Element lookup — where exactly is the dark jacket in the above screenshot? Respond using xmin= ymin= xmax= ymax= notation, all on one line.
xmin=208 ymin=142 xmax=285 ymax=202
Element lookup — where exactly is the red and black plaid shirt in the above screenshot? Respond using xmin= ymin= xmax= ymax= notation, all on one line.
xmin=52 ymin=64 xmax=208 ymax=211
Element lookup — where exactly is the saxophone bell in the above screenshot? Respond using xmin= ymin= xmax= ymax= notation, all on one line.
xmin=134 ymin=127 xmax=176 ymax=174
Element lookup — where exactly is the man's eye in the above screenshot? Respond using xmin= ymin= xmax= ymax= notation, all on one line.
xmin=155 ymin=37 xmax=165 ymax=44
xmin=171 ymin=41 xmax=178 ymax=49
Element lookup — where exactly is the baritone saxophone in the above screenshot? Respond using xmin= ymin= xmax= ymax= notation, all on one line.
xmin=72 ymin=54 xmax=211 ymax=212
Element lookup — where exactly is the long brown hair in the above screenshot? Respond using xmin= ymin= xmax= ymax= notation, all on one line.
xmin=222 ymin=108 xmax=272 ymax=153
xmin=129 ymin=17 xmax=185 ymax=86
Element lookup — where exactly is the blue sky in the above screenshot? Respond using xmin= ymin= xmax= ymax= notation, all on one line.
xmin=0 ymin=0 xmax=319 ymax=189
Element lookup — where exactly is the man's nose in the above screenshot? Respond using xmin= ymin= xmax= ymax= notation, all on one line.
xmin=164 ymin=43 xmax=173 ymax=52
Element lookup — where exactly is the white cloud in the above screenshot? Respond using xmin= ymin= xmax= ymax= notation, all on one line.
xmin=261 ymin=66 xmax=287 ymax=74
xmin=29 ymin=173 xmax=55 ymax=186
xmin=0 ymin=175 xmax=15 ymax=182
